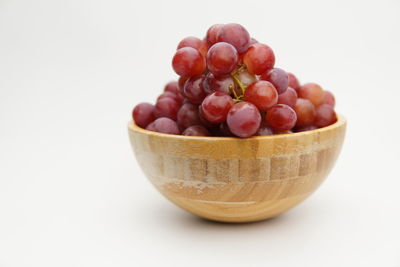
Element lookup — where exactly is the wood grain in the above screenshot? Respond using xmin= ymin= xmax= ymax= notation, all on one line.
xmin=128 ymin=115 xmax=346 ymax=223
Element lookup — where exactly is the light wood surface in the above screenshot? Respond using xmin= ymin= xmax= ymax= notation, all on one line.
xmin=128 ymin=116 xmax=346 ymax=223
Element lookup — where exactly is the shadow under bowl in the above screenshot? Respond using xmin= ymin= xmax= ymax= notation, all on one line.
xmin=128 ymin=115 xmax=346 ymax=223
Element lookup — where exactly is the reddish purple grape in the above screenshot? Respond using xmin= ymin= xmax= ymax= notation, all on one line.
xmin=203 ymin=72 xmax=236 ymax=95
xmin=206 ymin=42 xmax=238 ymax=76
xmin=260 ymin=68 xmax=288 ymax=94
xmin=277 ymin=87 xmax=298 ymax=108
xmin=294 ymin=125 xmax=317 ymax=132
xmin=146 ymin=117 xmax=180 ymax=135
xmin=201 ymin=92 xmax=234 ymax=123
xmin=321 ymin=91 xmax=335 ymax=107
xmin=243 ymin=43 xmax=275 ymax=75
xmin=157 ymin=91 xmax=183 ymax=105
xmin=265 ymin=104 xmax=297 ymax=131
xmin=287 ymin=73 xmax=300 ymax=92
xmin=206 ymin=24 xmax=224 ymax=46
xmin=298 ymin=83 xmax=324 ymax=106
xmin=227 ymin=102 xmax=261 ymax=137
xmin=256 ymin=125 xmax=274 ymax=136
xmin=198 ymin=105 xmax=216 ymax=128
xmin=294 ymin=98 xmax=316 ymax=127
xmin=183 ymin=75 xmax=207 ymax=104
xmin=176 ymin=103 xmax=201 ymax=130
xmin=172 ymin=47 xmax=206 ymax=77
xmin=164 ymin=81 xmax=180 ymax=94
xmin=153 ymin=97 xmax=180 ymax=120
xmin=216 ymin=23 xmax=250 ymax=53
xmin=177 ymin=36 xmax=208 ymax=57
xmin=314 ymin=104 xmax=337 ymax=127
xmin=132 ymin=103 xmax=156 ymax=128
xmin=182 ymin=125 xmax=210 ymax=136
xmin=244 ymin=81 xmax=278 ymax=111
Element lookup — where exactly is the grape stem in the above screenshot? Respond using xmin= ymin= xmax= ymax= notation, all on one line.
xmin=231 ymin=73 xmax=246 ymax=95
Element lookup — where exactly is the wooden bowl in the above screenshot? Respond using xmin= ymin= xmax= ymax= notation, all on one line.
xmin=128 ymin=115 xmax=346 ymax=223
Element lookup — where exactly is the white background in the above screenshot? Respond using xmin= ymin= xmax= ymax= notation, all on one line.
xmin=1 ymin=0 xmax=400 ymax=266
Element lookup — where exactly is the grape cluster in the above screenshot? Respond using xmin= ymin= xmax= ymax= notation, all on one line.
xmin=132 ymin=23 xmax=337 ymax=137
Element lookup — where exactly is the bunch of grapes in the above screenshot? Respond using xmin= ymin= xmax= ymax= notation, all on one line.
xmin=132 ymin=23 xmax=337 ymax=137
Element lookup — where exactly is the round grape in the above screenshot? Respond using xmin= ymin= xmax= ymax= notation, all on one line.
xmin=314 ymin=104 xmax=337 ymax=127
xmin=294 ymin=98 xmax=316 ymax=127
xmin=294 ymin=125 xmax=317 ymax=132
xmin=321 ymin=91 xmax=335 ymax=107
xmin=227 ymin=102 xmax=261 ymax=138
xmin=277 ymin=87 xmax=298 ymax=108
xmin=145 ymin=117 xmax=180 ymax=135
xmin=157 ymin=91 xmax=183 ymax=105
xmin=183 ymin=75 xmax=207 ymax=104
xmin=243 ymin=43 xmax=275 ymax=75
xmin=182 ymin=125 xmax=210 ymax=136
xmin=244 ymin=81 xmax=278 ymax=111
xmin=164 ymin=81 xmax=180 ymax=94
xmin=219 ymin=122 xmax=234 ymax=136
xmin=153 ymin=97 xmax=180 ymax=120
xmin=298 ymin=83 xmax=324 ymax=106
xmin=206 ymin=24 xmax=224 ymax=46
xmin=265 ymin=104 xmax=297 ymax=131
xmin=172 ymin=47 xmax=206 ymax=77
xmin=287 ymin=72 xmax=300 ymax=91
xmin=132 ymin=103 xmax=156 ymax=128
xmin=176 ymin=103 xmax=201 ymax=130
xmin=260 ymin=68 xmax=288 ymax=94
xmin=206 ymin=42 xmax=238 ymax=76
xmin=201 ymin=92 xmax=234 ymax=123
xmin=203 ymin=72 xmax=236 ymax=95
xmin=216 ymin=23 xmax=250 ymax=53
xmin=177 ymin=36 xmax=208 ymax=57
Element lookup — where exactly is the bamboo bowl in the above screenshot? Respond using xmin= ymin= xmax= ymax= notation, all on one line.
xmin=128 ymin=115 xmax=346 ymax=223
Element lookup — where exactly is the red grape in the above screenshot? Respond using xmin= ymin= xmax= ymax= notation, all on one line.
xmin=198 ymin=105 xmax=216 ymax=128
xmin=321 ymin=91 xmax=335 ymax=107
xmin=132 ymin=103 xmax=156 ymax=128
xmin=177 ymin=36 xmax=208 ymax=57
xmin=256 ymin=125 xmax=274 ymax=136
xmin=244 ymin=81 xmax=278 ymax=111
xmin=172 ymin=47 xmax=206 ymax=77
xmin=277 ymin=87 xmax=298 ymax=108
xmin=274 ymin=129 xmax=293 ymax=134
xmin=182 ymin=125 xmax=210 ymax=136
xmin=314 ymin=104 xmax=337 ymax=127
xmin=206 ymin=24 xmax=224 ymax=46
xmin=201 ymin=92 xmax=234 ymax=123
xmin=206 ymin=42 xmax=238 ymax=76
xmin=260 ymin=68 xmax=288 ymax=94
xmin=203 ymin=72 xmax=236 ymax=95
xmin=265 ymin=104 xmax=297 ymax=131
xmin=243 ymin=43 xmax=275 ymax=75
xmin=183 ymin=75 xmax=207 ymax=104
xmin=164 ymin=81 xmax=180 ymax=94
xmin=287 ymin=72 xmax=300 ymax=91
xmin=216 ymin=23 xmax=250 ymax=53
xmin=157 ymin=91 xmax=183 ymax=105
xmin=294 ymin=125 xmax=317 ymax=132
xmin=153 ymin=97 xmax=180 ymax=120
xmin=298 ymin=83 xmax=324 ymax=106
xmin=227 ymin=102 xmax=261 ymax=137
xmin=294 ymin=98 xmax=316 ymax=127
xmin=146 ymin=117 xmax=180 ymax=135
xmin=177 ymin=103 xmax=201 ymax=130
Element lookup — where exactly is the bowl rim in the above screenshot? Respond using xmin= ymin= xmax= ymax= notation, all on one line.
xmin=128 ymin=114 xmax=346 ymax=141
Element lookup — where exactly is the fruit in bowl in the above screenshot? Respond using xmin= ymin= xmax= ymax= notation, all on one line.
xmin=128 ymin=23 xmax=346 ymax=222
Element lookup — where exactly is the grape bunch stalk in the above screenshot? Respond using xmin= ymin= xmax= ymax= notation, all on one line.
xmin=132 ymin=23 xmax=337 ymax=137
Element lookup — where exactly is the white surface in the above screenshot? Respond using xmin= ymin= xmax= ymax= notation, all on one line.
xmin=1 ymin=0 xmax=400 ymax=266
